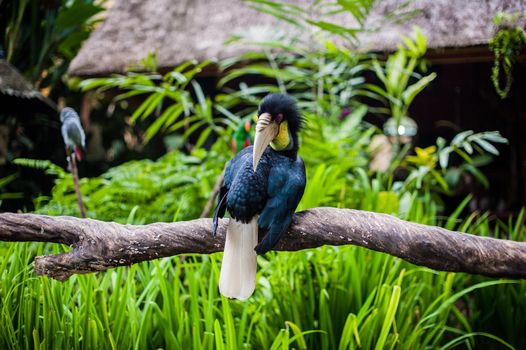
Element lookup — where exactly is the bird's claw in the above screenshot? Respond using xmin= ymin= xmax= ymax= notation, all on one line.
xmin=212 ymin=221 xmax=218 ymax=237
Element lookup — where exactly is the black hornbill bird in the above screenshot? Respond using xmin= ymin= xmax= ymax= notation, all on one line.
xmin=213 ymin=94 xmax=306 ymax=299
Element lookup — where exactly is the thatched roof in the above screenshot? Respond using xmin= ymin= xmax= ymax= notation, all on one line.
xmin=0 ymin=60 xmax=57 ymax=114
xmin=0 ymin=60 xmax=42 ymax=99
xmin=69 ymin=0 xmax=526 ymax=77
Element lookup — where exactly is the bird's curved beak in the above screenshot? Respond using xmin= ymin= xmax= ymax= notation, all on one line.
xmin=253 ymin=113 xmax=279 ymax=171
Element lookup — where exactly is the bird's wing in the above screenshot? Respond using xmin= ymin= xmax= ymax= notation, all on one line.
xmin=256 ymin=156 xmax=306 ymax=254
xmin=223 ymin=146 xmax=253 ymax=187
xmin=212 ymin=146 xmax=253 ymax=235
xmin=213 ymin=186 xmax=228 ymax=236
xmin=61 ymin=123 xmax=69 ymax=147
xmin=63 ymin=119 xmax=85 ymax=147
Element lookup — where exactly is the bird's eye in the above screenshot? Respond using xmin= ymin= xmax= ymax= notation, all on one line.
xmin=275 ymin=113 xmax=284 ymax=123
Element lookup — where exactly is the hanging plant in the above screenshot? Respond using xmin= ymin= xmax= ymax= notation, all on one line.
xmin=489 ymin=12 xmax=526 ymax=99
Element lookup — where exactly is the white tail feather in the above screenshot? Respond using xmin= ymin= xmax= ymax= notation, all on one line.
xmin=219 ymin=217 xmax=258 ymax=300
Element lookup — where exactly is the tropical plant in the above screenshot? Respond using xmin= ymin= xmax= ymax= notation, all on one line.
xmin=0 ymin=173 xmax=23 ymax=205
xmin=489 ymin=11 xmax=526 ymax=99
xmin=399 ymin=131 xmax=508 ymax=196
xmin=1 ymin=0 xmax=104 ymax=93
xmin=217 ymin=0 xmax=383 ymax=119
xmin=79 ymin=53 xmax=242 ymax=148
xmin=218 ymin=35 xmax=372 ymax=120
xmin=22 ymin=145 xmax=227 ymax=223
xmin=366 ymin=27 xmax=436 ymax=135
xmin=244 ymin=0 xmax=375 ymax=45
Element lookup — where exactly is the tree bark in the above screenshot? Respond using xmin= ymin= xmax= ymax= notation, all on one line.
xmin=0 ymin=208 xmax=525 ymax=281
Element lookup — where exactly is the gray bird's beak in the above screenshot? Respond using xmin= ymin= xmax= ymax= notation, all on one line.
xmin=253 ymin=113 xmax=279 ymax=171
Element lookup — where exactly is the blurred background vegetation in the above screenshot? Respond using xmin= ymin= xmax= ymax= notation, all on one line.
xmin=1 ymin=0 xmax=526 ymax=349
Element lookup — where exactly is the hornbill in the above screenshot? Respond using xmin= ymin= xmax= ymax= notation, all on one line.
xmin=60 ymin=107 xmax=86 ymax=161
xmin=213 ymin=94 xmax=306 ymax=299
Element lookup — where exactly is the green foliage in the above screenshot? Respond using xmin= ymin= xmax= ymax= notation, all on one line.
xmin=297 ymin=108 xmax=507 ymax=217
xmin=489 ymin=11 xmax=526 ymax=99
xmin=300 ymin=106 xmax=371 ymax=170
xmin=398 ymin=131 xmax=507 ymax=197
xmin=244 ymin=0 xmax=374 ymax=45
xmin=35 ymin=144 xmax=228 ymax=223
xmin=219 ymin=35 xmax=371 ymax=119
xmin=0 ymin=173 xmax=24 ymax=203
xmin=13 ymin=158 xmax=68 ymax=179
xmin=1 ymin=0 xmax=104 ymax=90
xmin=218 ymin=0 xmax=384 ymax=119
xmin=80 ymin=56 xmax=237 ymax=146
xmin=367 ymin=27 xmax=436 ymax=124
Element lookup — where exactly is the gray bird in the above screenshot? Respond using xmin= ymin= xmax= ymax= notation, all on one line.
xmin=60 ymin=107 xmax=86 ymax=161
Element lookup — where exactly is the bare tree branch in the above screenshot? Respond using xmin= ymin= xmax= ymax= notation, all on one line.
xmin=0 ymin=208 xmax=525 ymax=281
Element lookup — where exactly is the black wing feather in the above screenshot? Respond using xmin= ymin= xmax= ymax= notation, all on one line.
xmin=211 ymin=146 xmax=254 ymax=235
xmin=212 ymin=186 xmax=228 ymax=236
xmin=256 ymin=156 xmax=306 ymax=254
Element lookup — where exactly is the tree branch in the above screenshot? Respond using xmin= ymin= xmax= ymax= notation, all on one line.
xmin=0 ymin=208 xmax=525 ymax=281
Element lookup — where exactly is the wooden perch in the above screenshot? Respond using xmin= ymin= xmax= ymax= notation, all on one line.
xmin=0 ymin=208 xmax=525 ymax=281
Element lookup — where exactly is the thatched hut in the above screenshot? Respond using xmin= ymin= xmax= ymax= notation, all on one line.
xmin=69 ymin=0 xmax=526 ymax=213
xmin=69 ymin=0 xmax=525 ymax=75
xmin=0 ymin=59 xmax=57 ymax=114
